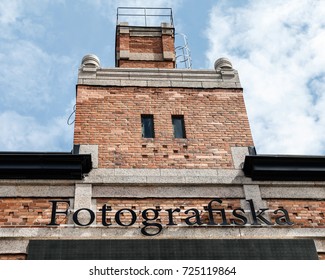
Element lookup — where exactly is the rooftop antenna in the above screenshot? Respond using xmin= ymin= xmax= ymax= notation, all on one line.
xmin=175 ymin=33 xmax=192 ymax=69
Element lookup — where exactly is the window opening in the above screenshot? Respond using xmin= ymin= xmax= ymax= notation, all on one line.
xmin=172 ymin=115 xmax=186 ymax=138
xmin=141 ymin=115 xmax=155 ymax=138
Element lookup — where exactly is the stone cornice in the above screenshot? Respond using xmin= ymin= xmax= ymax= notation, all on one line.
xmin=77 ymin=67 xmax=242 ymax=89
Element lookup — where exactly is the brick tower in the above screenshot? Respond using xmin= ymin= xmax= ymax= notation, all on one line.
xmin=74 ymin=9 xmax=253 ymax=170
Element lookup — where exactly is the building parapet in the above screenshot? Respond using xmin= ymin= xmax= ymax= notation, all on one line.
xmin=78 ymin=56 xmax=242 ymax=89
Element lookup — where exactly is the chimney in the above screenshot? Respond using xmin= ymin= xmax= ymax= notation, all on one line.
xmin=115 ymin=8 xmax=175 ymax=68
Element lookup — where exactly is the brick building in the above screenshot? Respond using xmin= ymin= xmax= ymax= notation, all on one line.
xmin=0 ymin=8 xmax=324 ymax=260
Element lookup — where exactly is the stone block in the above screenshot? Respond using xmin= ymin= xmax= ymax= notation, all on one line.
xmin=185 ymin=176 xmax=212 ymax=184
xmin=119 ymin=50 xmax=129 ymax=59
xmin=146 ymin=176 xmax=186 ymax=184
xmin=260 ymin=186 xmax=325 ymax=199
xmin=171 ymin=81 xmax=202 ymax=88
xmin=160 ymin=169 xmax=217 ymax=177
xmin=147 ymin=80 xmax=171 ymax=87
xmin=231 ymin=146 xmax=249 ymax=169
xmin=0 ymin=185 xmax=74 ymax=197
xmin=163 ymin=51 xmax=175 ymax=60
xmin=114 ymin=169 xmax=161 ymax=176
xmin=120 ymin=80 xmax=147 ymax=87
xmin=314 ymin=239 xmax=325 ymax=252
xmin=0 ymin=240 xmax=29 ymax=254
xmin=79 ymin=145 xmax=98 ymax=168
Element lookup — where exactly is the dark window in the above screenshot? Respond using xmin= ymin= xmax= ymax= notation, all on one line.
xmin=141 ymin=115 xmax=155 ymax=138
xmin=172 ymin=115 xmax=186 ymax=138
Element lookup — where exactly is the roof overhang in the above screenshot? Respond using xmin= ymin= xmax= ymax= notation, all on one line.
xmin=0 ymin=152 xmax=92 ymax=180
xmin=243 ymin=154 xmax=325 ymax=181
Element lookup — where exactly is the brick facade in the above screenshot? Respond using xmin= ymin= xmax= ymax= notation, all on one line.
xmin=267 ymin=199 xmax=325 ymax=228
xmin=0 ymin=195 xmax=324 ymax=258
xmin=1 ymin=197 xmax=323 ymax=229
xmin=74 ymin=86 xmax=253 ymax=168
xmin=0 ymin=198 xmax=69 ymax=226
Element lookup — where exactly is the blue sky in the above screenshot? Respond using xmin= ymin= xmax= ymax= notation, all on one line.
xmin=0 ymin=0 xmax=325 ymax=155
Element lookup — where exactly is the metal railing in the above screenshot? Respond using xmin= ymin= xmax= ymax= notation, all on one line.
xmin=117 ymin=7 xmax=173 ymax=27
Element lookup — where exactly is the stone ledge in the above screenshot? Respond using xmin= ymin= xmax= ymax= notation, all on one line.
xmin=0 ymin=227 xmax=324 ymax=240
xmin=0 ymin=185 xmax=75 ymax=197
xmin=92 ymin=185 xmax=244 ymax=198
xmin=82 ymin=168 xmax=325 ymax=186
xmin=260 ymin=186 xmax=325 ymax=199
xmin=78 ymin=67 xmax=242 ymax=89
xmin=87 ymin=168 xmax=243 ymax=177
xmin=83 ymin=168 xmax=247 ymax=184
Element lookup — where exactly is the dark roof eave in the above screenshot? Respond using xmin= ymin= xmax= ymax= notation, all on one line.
xmin=243 ymin=154 xmax=325 ymax=181
xmin=0 ymin=152 xmax=92 ymax=180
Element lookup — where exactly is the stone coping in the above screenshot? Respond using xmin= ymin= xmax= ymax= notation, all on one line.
xmin=0 ymin=227 xmax=324 ymax=240
xmin=78 ymin=67 xmax=242 ymax=89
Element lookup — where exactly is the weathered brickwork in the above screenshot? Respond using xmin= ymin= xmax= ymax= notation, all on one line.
xmin=129 ymin=37 xmax=163 ymax=54
xmin=0 ymin=254 xmax=26 ymax=260
xmin=267 ymin=199 xmax=325 ymax=228
xmin=74 ymin=86 xmax=253 ymax=168
xmin=96 ymin=198 xmax=242 ymax=226
xmin=0 ymin=198 xmax=69 ymax=226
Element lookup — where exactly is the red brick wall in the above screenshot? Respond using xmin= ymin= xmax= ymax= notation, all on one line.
xmin=0 ymin=254 xmax=26 ymax=260
xmin=0 ymin=198 xmax=69 ymax=226
xmin=162 ymin=34 xmax=174 ymax=53
xmin=74 ymin=86 xmax=253 ymax=168
xmin=267 ymin=199 xmax=325 ymax=227
xmin=116 ymin=32 xmax=128 ymax=53
xmin=129 ymin=36 xmax=163 ymax=54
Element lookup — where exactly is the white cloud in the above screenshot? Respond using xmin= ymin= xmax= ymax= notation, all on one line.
xmin=0 ymin=1 xmax=77 ymax=151
xmin=0 ymin=39 xmax=75 ymax=113
xmin=0 ymin=1 xmax=21 ymax=24
xmin=0 ymin=111 xmax=73 ymax=151
xmin=0 ymin=40 xmax=51 ymax=109
xmin=206 ymin=0 xmax=325 ymax=155
xmin=0 ymin=0 xmax=50 ymax=39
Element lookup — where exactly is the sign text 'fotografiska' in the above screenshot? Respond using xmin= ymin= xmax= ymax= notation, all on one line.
xmin=47 ymin=198 xmax=293 ymax=236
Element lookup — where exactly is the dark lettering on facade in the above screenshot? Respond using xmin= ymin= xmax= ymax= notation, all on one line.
xmin=47 ymin=198 xmax=294 ymax=236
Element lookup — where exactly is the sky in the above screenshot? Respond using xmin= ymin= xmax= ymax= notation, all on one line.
xmin=0 ymin=0 xmax=325 ymax=155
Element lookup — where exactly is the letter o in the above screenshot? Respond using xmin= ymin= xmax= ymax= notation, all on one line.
xmin=73 ymin=208 xmax=95 ymax=226
xmin=115 ymin=208 xmax=137 ymax=226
